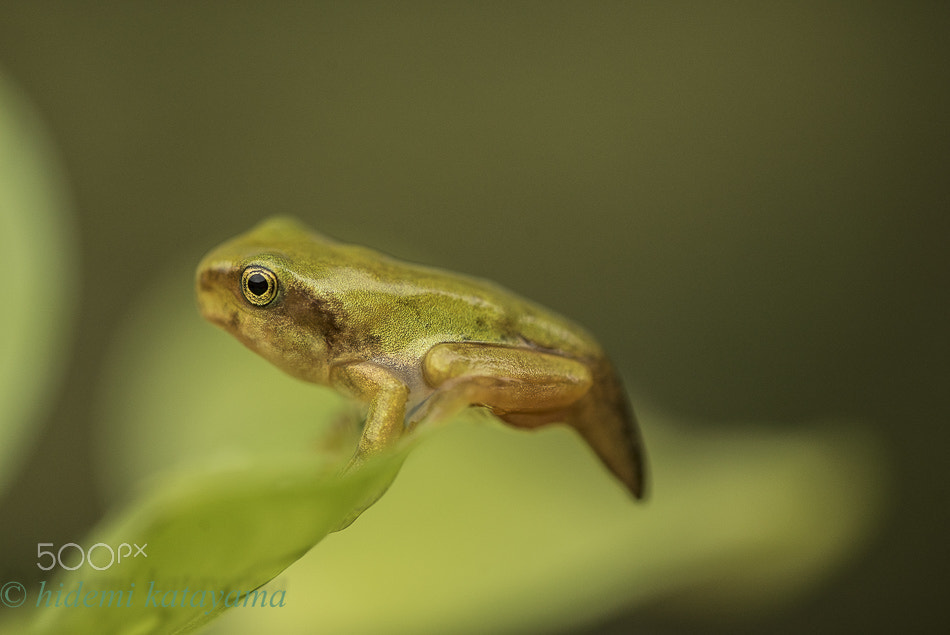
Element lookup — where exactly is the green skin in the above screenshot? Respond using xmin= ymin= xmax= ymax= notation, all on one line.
xmin=196 ymin=217 xmax=645 ymax=504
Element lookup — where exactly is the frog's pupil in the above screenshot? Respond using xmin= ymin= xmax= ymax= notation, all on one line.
xmin=247 ymin=273 xmax=269 ymax=296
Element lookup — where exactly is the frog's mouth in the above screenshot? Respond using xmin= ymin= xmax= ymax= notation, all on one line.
xmin=203 ymin=308 xmax=240 ymax=331
xmin=196 ymin=298 xmax=241 ymax=333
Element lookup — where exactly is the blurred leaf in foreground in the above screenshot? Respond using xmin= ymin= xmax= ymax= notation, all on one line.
xmin=24 ymin=451 xmax=406 ymax=635
xmin=0 ymin=70 xmax=77 ymax=496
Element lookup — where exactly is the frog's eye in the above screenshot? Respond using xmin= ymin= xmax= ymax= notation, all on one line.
xmin=241 ymin=266 xmax=279 ymax=306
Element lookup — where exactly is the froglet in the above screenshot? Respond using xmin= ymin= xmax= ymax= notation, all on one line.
xmin=196 ymin=218 xmax=645 ymax=506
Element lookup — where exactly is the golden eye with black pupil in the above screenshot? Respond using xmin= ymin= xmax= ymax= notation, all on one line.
xmin=241 ymin=266 xmax=279 ymax=306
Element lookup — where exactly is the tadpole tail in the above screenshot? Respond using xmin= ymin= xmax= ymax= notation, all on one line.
xmin=569 ymin=358 xmax=646 ymax=499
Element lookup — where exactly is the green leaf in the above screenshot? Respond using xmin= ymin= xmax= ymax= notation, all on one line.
xmin=25 ymin=450 xmax=407 ymax=635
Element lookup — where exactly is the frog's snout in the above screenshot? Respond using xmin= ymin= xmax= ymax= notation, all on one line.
xmin=195 ymin=261 xmax=237 ymax=326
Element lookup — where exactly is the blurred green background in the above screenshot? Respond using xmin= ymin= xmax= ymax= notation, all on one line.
xmin=0 ymin=2 xmax=947 ymax=633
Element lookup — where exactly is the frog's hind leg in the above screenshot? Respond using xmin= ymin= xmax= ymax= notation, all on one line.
xmin=422 ymin=342 xmax=646 ymax=499
xmin=419 ymin=342 xmax=593 ymax=423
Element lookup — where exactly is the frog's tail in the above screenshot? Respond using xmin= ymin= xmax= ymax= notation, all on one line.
xmin=569 ymin=358 xmax=646 ymax=499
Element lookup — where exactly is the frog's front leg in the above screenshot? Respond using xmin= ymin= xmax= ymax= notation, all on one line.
xmin=330 ymin=361 xmax=409 ymax=470
xmin=419 ymin=342 xmax=593 ymax=424
xmin=328 ymin=362 xmax=411 ymax=531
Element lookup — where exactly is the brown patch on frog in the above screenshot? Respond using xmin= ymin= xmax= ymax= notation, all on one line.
xmin=282 ymin=290 xmax=381 ymax=358
xmin=307 ymin=296 xmax=347 ymax=353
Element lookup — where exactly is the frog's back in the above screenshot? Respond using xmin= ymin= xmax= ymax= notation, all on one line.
xmin=386 ymin=260 xmax=602 ymax=360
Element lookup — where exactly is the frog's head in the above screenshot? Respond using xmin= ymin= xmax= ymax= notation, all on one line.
xmin=196 ymin=217 xmax=336 ymax=384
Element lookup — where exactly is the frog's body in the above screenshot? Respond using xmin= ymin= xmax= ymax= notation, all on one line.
xmin=196 ymin=218 xmax=645 ymax=514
